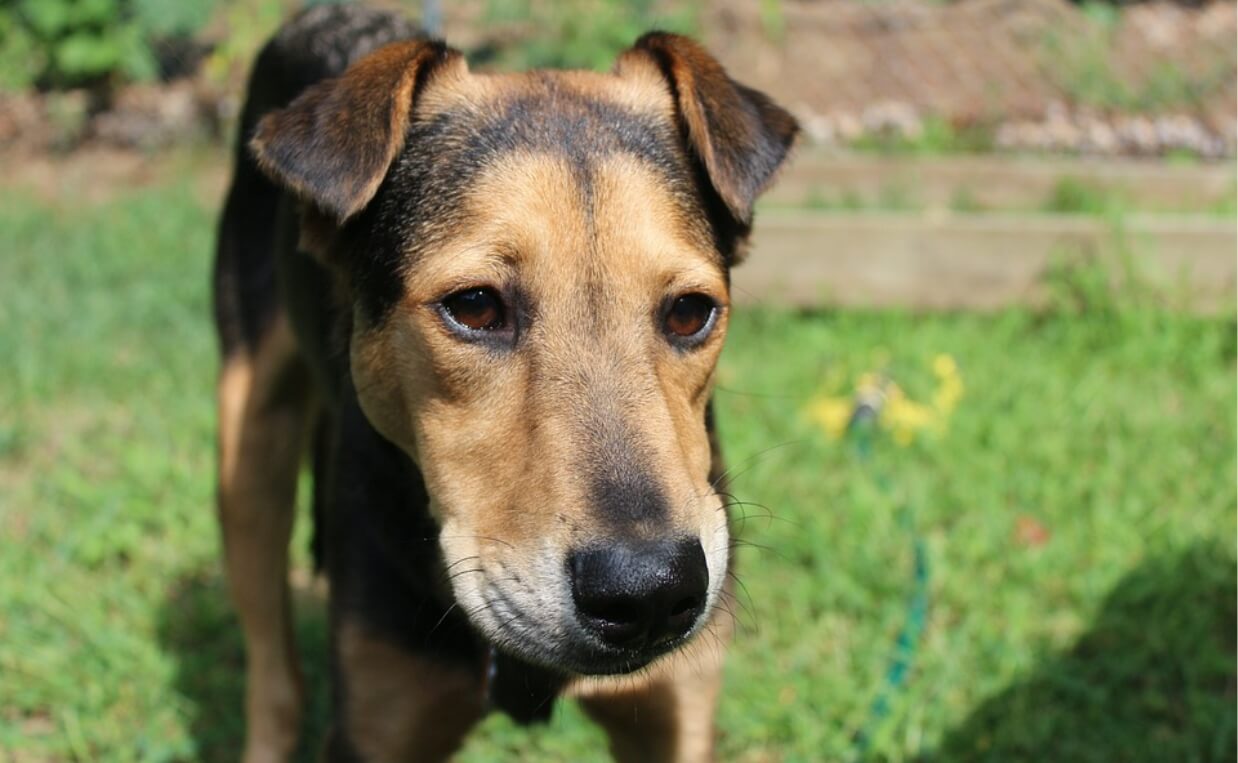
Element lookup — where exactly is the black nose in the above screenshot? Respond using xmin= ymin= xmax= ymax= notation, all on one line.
xmin=569 ymin=538 xmax=708 ymax=650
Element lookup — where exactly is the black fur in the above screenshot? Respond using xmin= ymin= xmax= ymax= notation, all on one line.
xmin=214 ymin=5 xmax=424 ymax=352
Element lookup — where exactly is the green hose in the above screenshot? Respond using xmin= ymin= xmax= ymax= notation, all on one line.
xmin=846 ymin=394 xmax=931 ymax=759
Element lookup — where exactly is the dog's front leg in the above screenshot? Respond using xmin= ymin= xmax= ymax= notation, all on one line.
xmin=218 ymin=317 xmax=314 ymax=763
xmin=323 ymin=621 xmax=485 ymax=762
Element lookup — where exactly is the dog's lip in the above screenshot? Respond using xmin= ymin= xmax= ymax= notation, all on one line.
xmin=564 ymin=638 xmax=687 ymax=675
xmin=497 ymin=637 xmax=667 ymax=677
xmin=473 ymin=586 xmax=695 ymax=676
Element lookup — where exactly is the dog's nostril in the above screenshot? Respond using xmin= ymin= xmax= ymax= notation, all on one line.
xmin=573 ymin=591 xmax=649 ymax=647
xmin=669 ymin=595 xmax=701 ymax=619
xmin=569 ymin=538 xmax=708 ymax=650
xmin=580 ymin=598 xmax=642 ymax=627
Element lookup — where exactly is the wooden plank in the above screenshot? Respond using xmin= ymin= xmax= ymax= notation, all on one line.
xmin=765 ymin=153 xmax=1236 ymax=211
xmin=736 ymin=212 xmax=1237 ymax=311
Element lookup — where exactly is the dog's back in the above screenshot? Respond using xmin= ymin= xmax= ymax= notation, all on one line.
xmin=214 ymin=5 xmax=422 ymax=359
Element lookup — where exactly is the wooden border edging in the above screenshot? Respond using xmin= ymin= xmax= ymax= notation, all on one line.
xmin=737 ymin=212 xmax=1237 ymax=311
xmin=766 ymin=153 xmax=1237 ymax=211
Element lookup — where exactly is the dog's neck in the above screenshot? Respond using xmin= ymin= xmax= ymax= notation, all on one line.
xmin=483 ymin=645 xmax=567 ymax=724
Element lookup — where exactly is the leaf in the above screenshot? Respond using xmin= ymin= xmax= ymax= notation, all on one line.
xmin=70 ymin=0 xmax=119 ymax=27
xmin=116 ymin=22 xmax=157 ymax=82
xmin=130 ymin=0 xmax=216 ymax=37
xmin=54 ymin=30 xmax=123 ymax=79
xmin=0 ymin=12 xmax=45 ymax=90
xmin=18 ymin=0 xmax=73 ymax=37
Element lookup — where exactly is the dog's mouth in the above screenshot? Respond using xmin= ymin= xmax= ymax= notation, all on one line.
xmin=451 ymin=550 xmax=724 ymax=677
xmin=437 ymin=511 xmax=730 ymax=676
xmin=470 ymin=582 xmax=705 ymax=676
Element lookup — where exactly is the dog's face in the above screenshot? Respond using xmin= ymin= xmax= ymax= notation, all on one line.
xmin=253 ymin=35 xmax=796 ymax=675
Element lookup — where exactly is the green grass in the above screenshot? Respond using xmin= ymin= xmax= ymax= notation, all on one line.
xmin=848 ymin=116 xmax=997 ymax=158
xmin=477 ymin=0 xmax=697 ymax=72
xmin=0 ymin=179 xmax=1234 ymax=762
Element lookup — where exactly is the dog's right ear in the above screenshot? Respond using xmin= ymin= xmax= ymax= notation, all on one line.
xmin=250 ymin=39 xmax=463 ymax=222
xmin=617 ymin=33 xmax=798 ymax=229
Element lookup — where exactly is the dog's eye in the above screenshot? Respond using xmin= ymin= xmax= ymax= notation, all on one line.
xmin=442 ymin=288 xmax=506 ymax=332
xmin=664 ymin=294 xmax=717 ymax=341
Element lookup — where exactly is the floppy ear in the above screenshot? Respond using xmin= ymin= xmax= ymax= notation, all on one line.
xmin=618 ymin=32 xmax=798 ymax=227
xmin=250 ymin=39 xmax=463 ymax=222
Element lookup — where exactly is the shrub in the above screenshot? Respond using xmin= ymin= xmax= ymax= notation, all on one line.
xmin=479 ymin=0 xmax=697 ymax=72
xmin=0 ymin=0 xmax=214 ymax=91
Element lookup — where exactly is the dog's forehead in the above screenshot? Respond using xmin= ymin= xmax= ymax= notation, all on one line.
xmin=345 ymin=65 xmax=724 ymax=321
xmin=402 ymin=67 xmax=689 ymax=190
xmin=362 ymin=67 xmax=717 ymax=260
xmin=419 ymin=64 xmax=678 ymax=130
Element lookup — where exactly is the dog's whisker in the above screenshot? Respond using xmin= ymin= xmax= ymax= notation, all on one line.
xmin=425 ymin=601 xmax=461 ymax=638
xmin=723 ymin=572 xmax=760 ymax=631
xmin=721 ymin=502 xmax=781 ymax=524
xmin=721 ymin=497 xmax=803 ymax=531
xmin=709 ymin=439 xmax=806 ymax=492
xmin=437 ymin=534 xmax=516 ymax=550
xmin=726 ymin=538 xmax=786 ymax=562
xmin=445 ymin=566 xmax=486 ymax=583
xmin=718 ymin=588 xmax=757 ymax=633
xmin=441 ymin=554 xmax=481 ymax=573
xmin=712 ymin=384 xmax=798 ymax=400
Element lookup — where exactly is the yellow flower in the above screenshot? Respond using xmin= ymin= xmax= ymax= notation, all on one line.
xmin=806 ymin=354 xmax=964 ymax=446
xmin=933 ymin=377 xmax=964 ymax=417
xmin=933 ymin=353 xmax=959 ymax=379
xmin=806 ymin=396 xmax=853 ymax=440
xmin=882 ymin=389 xmax=940 ymax=447
xmin=930 ymin=354 xmax=964 ymax=419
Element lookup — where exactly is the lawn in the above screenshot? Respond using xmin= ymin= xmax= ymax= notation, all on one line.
xmin=0 ymin=174 xmax=1234 ymax=762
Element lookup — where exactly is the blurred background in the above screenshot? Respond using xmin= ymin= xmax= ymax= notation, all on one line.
xmin=0 ymin=1 xmax=1234 ymax=761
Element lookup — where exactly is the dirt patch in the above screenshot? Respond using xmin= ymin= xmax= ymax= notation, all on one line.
xmin=705 ymin=0 xmax=1235 ymax=156
xmin=0 ymin=78 xmax=228 ymax=155
xmin=0 ymin=145 xmax=229 ymax=206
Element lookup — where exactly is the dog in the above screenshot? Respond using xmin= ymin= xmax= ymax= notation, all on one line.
xmin=213 ymin=5 xmax=796 ymax=761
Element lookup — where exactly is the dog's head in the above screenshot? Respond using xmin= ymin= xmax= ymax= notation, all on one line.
xmin=252 ymin=34 xmax=796 ymax=675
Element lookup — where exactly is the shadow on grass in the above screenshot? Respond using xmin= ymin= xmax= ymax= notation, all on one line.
xmin=157 ymin=571 xmax=330 ymax=762
xmin=925 ymin=543 xmax=1237 ymax=763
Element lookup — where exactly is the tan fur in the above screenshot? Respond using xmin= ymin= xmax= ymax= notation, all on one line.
xmin=349 ymin=146 xmax=731 ymax=664
xmin=217 ymin=316 xmax=315 ymax=763
xmin=333 ymin=621 xmax=484 ymax=762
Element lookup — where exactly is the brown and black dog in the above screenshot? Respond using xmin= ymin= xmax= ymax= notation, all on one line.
xmin=213 ymin=5 xmax=796 ymax=761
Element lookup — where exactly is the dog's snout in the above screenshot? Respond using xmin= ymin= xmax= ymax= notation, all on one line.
xmin=569 ymin=538 xmax=708 ymax=650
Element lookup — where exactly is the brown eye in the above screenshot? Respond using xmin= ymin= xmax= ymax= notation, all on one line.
xmin=664 ymin=294 xmax=717 ymax=340
xmin=442 ymin=288 xmax=506 ymax=332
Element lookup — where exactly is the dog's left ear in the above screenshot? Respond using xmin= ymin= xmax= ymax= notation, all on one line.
xmin=618 ymin=32 xmax=798 ymax=227
xmin=250 ymin=39 xmax=464 ymax=222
